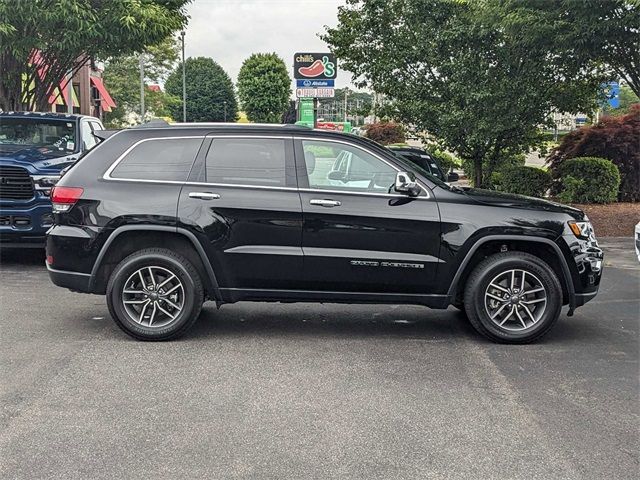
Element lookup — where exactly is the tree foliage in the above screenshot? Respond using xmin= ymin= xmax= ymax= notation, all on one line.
xmin=237 ymin=53 xmax=291 ymax=123
xmin=322 ymin=0 xmax=600 ymax=187
xmin=490 ymin=0 xmax=640 ymax=98
xmin=547 ymin=105 xmax=640 ymax=202
xmin=165 ymin=57 xmax=238 ymax=122
xmin=103 ymin=37 xmax=180 ymax=127
xmin=0 ymin=0 xmax=189 ymax=111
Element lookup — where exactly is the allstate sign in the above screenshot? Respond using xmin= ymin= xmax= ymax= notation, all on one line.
xmin=296 ymin=79 xmax=335 ymax=88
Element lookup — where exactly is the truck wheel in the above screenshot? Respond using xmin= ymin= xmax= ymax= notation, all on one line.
xmin=106 ymin=248 xmax=204 ymax=341
xmin=463 ymin=252 xmax=562 ymax=343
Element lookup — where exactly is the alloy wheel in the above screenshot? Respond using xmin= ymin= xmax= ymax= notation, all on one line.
xmin=484 ymin=269 xmax=547 ymax=332
xmin=121 ymin=266 xmax=184 ymax=328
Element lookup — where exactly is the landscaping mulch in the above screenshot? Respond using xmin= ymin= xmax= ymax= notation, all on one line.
xmin=570 ymin=202 xmax=640 ymax=237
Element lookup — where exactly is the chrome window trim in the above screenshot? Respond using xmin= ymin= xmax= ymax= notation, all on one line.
xmin=103 ymin=135 xmax=206 ymax=181
xmin=293 ymin=136 xmax=431 ymax=199
xmin=102 ymin=133 xmax=430 ymax=200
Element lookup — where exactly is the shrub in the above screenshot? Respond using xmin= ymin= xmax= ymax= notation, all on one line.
xmin=557 ymin=157 xmax=621 ymax=204
xmin=547 ymin=104 xmax=639 ymax=201
xmin=492 ymin=166 xmax=552 ymax=198
xmin=364 ymin=121 xmax=405 ymax=145
xmin=430 ymin=149 xmax=461 ymax=172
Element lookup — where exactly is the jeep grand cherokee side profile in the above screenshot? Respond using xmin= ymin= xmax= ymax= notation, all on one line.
xmin=45 ymin=124 xmax=603 ymax=343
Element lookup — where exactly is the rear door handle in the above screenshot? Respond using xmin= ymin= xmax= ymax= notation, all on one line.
xmin=189 ymin=192 xmax=220 ymax=200
xmin=310 ymin=199 xmax=341 ymax=207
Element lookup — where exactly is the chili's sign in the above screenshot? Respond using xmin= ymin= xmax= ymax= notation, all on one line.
xmin=293 ymin=53 xmax=337 ymax=80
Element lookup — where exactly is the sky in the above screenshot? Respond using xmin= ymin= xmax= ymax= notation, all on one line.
xmin=182 ymin=0 xmax=353 ymax=90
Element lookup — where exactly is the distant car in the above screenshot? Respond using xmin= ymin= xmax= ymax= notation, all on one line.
xmin=635 ymin=222 xmax=640 ymax=262
xmin=0 ymin=111 xmax=104 ymax=247
xmin=387 ymin=145 xmax=458 ymax=183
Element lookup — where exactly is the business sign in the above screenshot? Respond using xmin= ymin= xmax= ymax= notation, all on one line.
xmin=298 ymin=98 xmax=315 ymax=126
xmin=294 ymin=53 xmax=337 ymax=80
xmin=296 ymin=79 xmax=335 ymax=88
xmin=296 ymin=87 xmax=335 ymax=98
xmin=604 ymin=81 xmax=620 ymax=109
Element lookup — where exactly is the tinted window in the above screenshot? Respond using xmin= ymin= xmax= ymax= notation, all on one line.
xmin=206 ymin=138 xmax=286 ymax=187
xmin=111 ymin=138 xmax=202 ymax=181
xmin=302 ymin=140 xmax=397 ymax=193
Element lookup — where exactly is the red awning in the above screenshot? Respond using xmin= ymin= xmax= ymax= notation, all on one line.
xmin=90 ymin=76 xmax=116 ymax=109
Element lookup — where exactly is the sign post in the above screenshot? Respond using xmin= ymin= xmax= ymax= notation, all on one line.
xmin=294 ymin=53 xmax=337 ymax=128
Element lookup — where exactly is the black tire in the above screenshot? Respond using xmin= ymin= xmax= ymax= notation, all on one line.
xmin=463 ymin=252 xmax=562 ymax=344
xmin=106 ymin=248 xmax=204 ymax=341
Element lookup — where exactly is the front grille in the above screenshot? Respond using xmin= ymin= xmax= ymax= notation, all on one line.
xmin=0 ymin=166 xmax=35 ymax=200
xmin=0 ymin=215 xmax=31 ymax=228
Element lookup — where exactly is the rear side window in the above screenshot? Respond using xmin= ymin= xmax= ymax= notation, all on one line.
xmin=110 ymin=138 xmax=202 ymax=181
xmin=205 ymin=138 xmax=286 ymax=187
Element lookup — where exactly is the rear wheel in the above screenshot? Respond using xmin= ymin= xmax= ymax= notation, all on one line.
xmin=463 ymin=252 xmax=562 ymax=343
xmin=106 ymin=248 xmax=204 ymax=341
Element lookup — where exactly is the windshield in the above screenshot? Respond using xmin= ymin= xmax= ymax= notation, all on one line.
xmin=0 ymin=117 xmax=78 ymax=156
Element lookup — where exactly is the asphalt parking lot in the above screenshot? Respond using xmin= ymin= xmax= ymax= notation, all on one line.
xmin=1 ymin=239 xmax=638 ymax=479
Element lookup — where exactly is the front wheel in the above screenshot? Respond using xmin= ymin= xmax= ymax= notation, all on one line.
xmin=106 ymin=248 xmax=204 ymax=341
xmin=463 ymin=252 xmax=562 ymax=343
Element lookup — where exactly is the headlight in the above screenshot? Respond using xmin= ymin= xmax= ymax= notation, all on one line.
xmin=32 ymin=175 xmax=60 ymax=193
xmin=568 ymin=220 xmax=595 ymax=240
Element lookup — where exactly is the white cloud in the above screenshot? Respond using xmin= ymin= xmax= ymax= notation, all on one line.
xmin=182 ymin=0 xmax=353 ymax=92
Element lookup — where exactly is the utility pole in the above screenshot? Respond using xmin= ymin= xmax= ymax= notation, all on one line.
xmin=180 ymin=31 xmax=186 ymax=122
xmin=223 ymin=100 xmax=227 ymax=122
xmin=344 ymin=89 xmax=348 ymax=123
xmin=139 ymin=54 xmax=145 ymax=120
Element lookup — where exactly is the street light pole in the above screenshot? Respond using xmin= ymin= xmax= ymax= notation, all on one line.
xmin=223 ymin=100 xmax=227 ymax=122
xmin=180 ymin=31 xmax=186 ymax=122
xmin=139 ymin=54 xmax=145 ymax=120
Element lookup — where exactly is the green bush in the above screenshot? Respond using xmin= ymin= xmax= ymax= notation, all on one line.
xmin=557 ymin=157 xmax=621 ymax=204
xmin=431 ymin=149 xmax=461 ymax=171
xmin=492 ymin=166 xmax=552 ymax=198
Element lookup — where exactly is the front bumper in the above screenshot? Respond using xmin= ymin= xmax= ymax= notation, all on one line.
xmin=0 ymin=199 xmax=54 ymax=247
xmin=561 ymin=233 xmax=604 ymax=313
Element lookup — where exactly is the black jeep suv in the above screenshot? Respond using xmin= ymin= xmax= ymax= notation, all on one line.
xmin=46 ymin=123 xmax=603 ymax=343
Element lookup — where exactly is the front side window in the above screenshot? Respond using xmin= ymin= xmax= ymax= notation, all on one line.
xmin=301 ymin=140 xmax=397 ymax=193
xmin=0 ymin=117 xmax=77 ymax=157
xmin=205 ymin=138 xmax=287 ymax=187
xmin=110 ymin=137 xmax=202 ymax=181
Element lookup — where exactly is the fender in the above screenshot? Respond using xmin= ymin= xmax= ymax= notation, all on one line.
xmin=446 ymin=234 xmax=576 ymax=314
xmin=88 ymin=225 xmax=220 ymax=299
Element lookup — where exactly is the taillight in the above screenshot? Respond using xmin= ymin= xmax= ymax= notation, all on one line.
xmin=51 ymin=186 xmax=84 ymax=213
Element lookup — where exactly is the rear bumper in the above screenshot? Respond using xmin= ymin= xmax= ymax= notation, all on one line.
xmin=46 ymin=263 xmax=92 ymax=292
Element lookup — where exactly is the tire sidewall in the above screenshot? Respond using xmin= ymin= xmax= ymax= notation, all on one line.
xmin=468 ymin=255 xmax=562 ymax=342
xmin=107 ymin=252 xmax=199 ymax=340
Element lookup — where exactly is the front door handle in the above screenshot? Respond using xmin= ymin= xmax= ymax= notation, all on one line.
xmin=310 ymin=199 xmax=341 ymax=208
xmin=189 ymin=192 xmax=221 ymax=200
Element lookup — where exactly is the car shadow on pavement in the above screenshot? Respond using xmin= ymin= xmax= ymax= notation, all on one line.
xmin=186 ymin=303 xmax=472 ymax=341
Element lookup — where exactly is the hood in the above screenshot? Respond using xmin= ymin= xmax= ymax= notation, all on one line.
xmin=0 ymin=146 xmax=77 ymax=173
xmin=459 ymin=187 xmax=585 ymax=219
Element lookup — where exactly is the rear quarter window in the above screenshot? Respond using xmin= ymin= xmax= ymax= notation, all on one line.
xmin=109 ymin=137 xmax=203 ymax=182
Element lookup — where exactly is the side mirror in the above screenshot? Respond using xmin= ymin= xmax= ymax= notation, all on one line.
xmin=447 ymin=171 xmax=459 ymax=182
xmin=394 ymin=171 xmax=421 ymax=196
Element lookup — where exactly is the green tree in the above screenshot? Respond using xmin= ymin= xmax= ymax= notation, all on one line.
xmin=165 ymin=57 xmax=238 ymax=122
xmin=489 ymin=0 xmax=640 ymax=97
xmin=237 ymin=53 xmax=291 ymax=123
xmin=0 ymin=0 xmax=189 ymax=111
xmin=103 ymin=36 xmax=180 ymax=127
xmin=319 ymin=87 xmax=373 ymax=125
xmin=322 ymin=0 xmax=600 ymax=187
